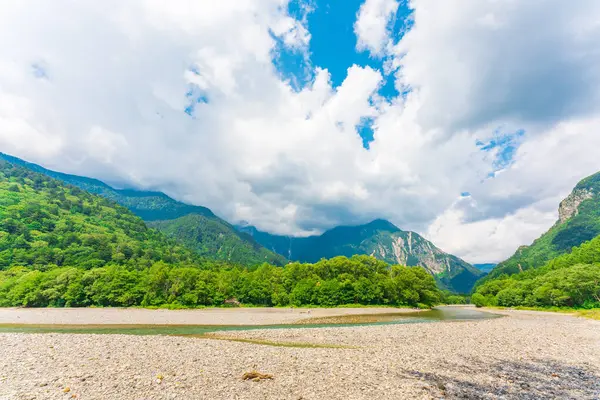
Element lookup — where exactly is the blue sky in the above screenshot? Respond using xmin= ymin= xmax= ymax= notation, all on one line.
xmin=274 ymin=0 xmax=412 ymax=148
xmin=1 ymin=0 xmax=600 ymax=263
xmin=283 ymin=0 xmax=411 ymax=91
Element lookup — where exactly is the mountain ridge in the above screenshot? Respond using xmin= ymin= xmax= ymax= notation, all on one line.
xmin=479 ymin=170 xmax=600 ymax=284
xmin=0 ymin=153 xmax=286 ymax=266
xmin=238 ymin=220 xmax=483 ymax=293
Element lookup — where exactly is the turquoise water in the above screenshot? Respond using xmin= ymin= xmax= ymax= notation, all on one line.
xmin=0 ymin=307 xmax=500 ymax=336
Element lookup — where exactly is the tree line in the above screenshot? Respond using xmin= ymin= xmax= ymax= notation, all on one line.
xmin=0 ymin=256 xmax=442 ymax=308
xmin=472 ymin=234 xmax=600 ymax=309
xmin=0 ymin=161 xmax=443 ymax=308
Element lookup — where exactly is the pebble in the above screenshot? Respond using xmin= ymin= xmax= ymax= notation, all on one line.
xmin=0 ymin=309 xmax=598 ymax=399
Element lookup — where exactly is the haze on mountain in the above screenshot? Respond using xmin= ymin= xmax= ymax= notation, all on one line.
xmin=0 ymin=157 xmax=444 ymax=308
xmin=473 ymin=171 xmax=600 ymax=308
xmin=482 ymin=171 xmax=600 ymax=283
xmin=0 ymin=153 xmax=287 ymax=267
xmin=2 ymin=1 xmax=600 ymax=268
xmin=239 ymin=219 xmax=483 ymax=293
xmin=1 ymin=152 xmax=483 ymax=292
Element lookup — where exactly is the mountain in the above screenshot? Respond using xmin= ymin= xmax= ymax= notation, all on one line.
xmin=474 ymin=263 xmax=496 ymax=273
xmin=0 ymin=153 xmax=286 ymax=267
xmin=0 ymin=159 xmax=443 ymax=308
xmin=472 ymin=233 xmax=600 ymax=308
xmin=0 ymin=158 xmax=205 ymax=272
xmin=238 ymin=219 xmax=483 ymax=293
xmin=482 ymin=171 xmax=600 ymax=283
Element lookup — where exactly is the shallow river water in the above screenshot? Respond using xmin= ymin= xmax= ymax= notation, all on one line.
xmin=0 ymin=306 xmax=500 ymax=336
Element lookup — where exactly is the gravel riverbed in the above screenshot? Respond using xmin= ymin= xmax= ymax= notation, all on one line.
xmin=0 ymin=307 xmax=417 ymax=326
xmin=0 ymin=308 xmax=598 ymax=399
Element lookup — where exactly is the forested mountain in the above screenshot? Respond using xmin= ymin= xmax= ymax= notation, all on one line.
xmin=0 ymin=158 xmax=206 ymax=271
xmin=474 ymin=264 xmax=496 ymax=273
xmin=0 ymin=153 xmax=286 ymax=266
xmin=147 ymin=214 xmax=286 ymax=266
xmin=0 ymin=159 xmax=443 ymax=308
xmin=238 ymin=219 xmax=483 ymax=293
xmin=472 ymin=234 xmax=600 ymax=308
xmin=481 ymin=171 xmax=600 ymax=283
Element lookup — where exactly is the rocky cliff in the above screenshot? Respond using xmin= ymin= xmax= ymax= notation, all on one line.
xmin=478 ymin=170 xmax=600 ymax=284
xmin=239 ymin=219 xmax=483 ymax=293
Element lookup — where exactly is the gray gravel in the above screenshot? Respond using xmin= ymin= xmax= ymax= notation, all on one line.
xmin=0 ymin=309 xmax=598 ymax=399
xmin=0 ymin=307 xmax=417 ymax=326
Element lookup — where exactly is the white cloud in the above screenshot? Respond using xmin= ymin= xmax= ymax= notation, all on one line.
xmin=0 ymin=0 xmax=599 ymax=263
xmin=354 ymin=0 xmax=400 ymax=56
xmin=394 ymin=0 xmax=600 ymax=132
xmin=427 ymin=197 xmax=558 ymax=264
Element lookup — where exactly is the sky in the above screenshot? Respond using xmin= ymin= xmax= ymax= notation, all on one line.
xmin=1 ymin=0 xmax=600 ymax=263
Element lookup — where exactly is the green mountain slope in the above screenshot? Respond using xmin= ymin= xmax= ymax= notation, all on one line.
xmin=473 ymin=233 xmax=600 ymax=308
xmin=239 ymin=219 xmax=483 ymax=293
xmin=482 ymin=171 xmax=600 ymax=283
xmin=473 ymin=264 xmax=496 ymax=273
xmin=148 ymin=214 xmax=287 ymax=266
xmin=0 ymin=158 xmax=205 ymax=272
xmin=0 ymin=159 xmax=442 ymax=308
xmin=0 ymin=153 xmax=286 ymax=266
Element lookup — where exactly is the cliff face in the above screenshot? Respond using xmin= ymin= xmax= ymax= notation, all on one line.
xmin=239 ymin=220 xmax=483 ymax=293
xmin=558 ymin=188 xmax=593 ymax=223
xmin=478 ymin=171 xmax=600 ymax=285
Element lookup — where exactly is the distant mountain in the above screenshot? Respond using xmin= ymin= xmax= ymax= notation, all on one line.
xmin=474 ymin=263 xmax=496 ymax=273
xmin=238 ymin=219 xmax=483 ymax=293
xmin=0 ymin=153 xmax=287 ymax=266
xmin=481 ymin=170 xmax=600 ymax=283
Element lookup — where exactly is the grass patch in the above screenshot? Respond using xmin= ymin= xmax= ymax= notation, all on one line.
xmin=485 ymin=306 xmax=600 ymax=320
xmin=197 ymin=334 xmax=356 ymax=349
xmin=575 ymin=309 xmax=600 ymax=320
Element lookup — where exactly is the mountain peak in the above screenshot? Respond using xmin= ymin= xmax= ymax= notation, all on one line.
xmin=575 ymin=171 xmax=600 ymax=192
xmin=483 ymin=168 xmax=600 ymax=283
xmin=364 ymin=219 xmax=400 ymax=232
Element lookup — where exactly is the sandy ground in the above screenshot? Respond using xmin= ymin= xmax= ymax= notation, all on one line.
xmin=0 ymin=307 xmax=416 ymax=326
xmin=0 ymin=308 xmax=599 ymax=399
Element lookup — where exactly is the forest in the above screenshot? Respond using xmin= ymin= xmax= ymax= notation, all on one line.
xmin=472 ymin=234 xmax=600 ymax=308
xmin=0 ymin=256 xmax=442 ymax=308
xmin=0 ymin=160 xmax=442 ymax=308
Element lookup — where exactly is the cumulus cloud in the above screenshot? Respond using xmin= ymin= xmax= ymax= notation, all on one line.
xmin=0 ymin=0 xmax=599 ymax=263
xmin=354 ymin=0 xmax=400 ymax=56
xmin=394 ymin=0 xmax=600 ymax=132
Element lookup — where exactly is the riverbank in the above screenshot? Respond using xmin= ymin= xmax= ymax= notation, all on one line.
xmin=0 ymin=308 xmax=598 ymax=399
xmin=0 ymin=306 xmax=419 ymax=326
xmin=482 ymin=306 xmax=600 ymax=320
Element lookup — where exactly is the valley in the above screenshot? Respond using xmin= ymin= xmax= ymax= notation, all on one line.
xmin=3 ymin=2 xmax=600 ymax=399
xmin=0 ymin=153 xmax=599 ymax=399
xmin=1 ymin=308 xmax=598 ymax=399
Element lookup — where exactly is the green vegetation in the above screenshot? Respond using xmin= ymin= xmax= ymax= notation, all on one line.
xmin=472 ymin=235 xmax=600 ymax=309
xmin=241 ymin=219 xmax=483 ymax=293
xmin=1 ymin=153 xmax=480 ymax=291
xmin=481 ymin=171 xmax=600 ymax=284
xmin=472 ymin=171 xmax=600 ymax=312
xmin=149 ymin=214 xmax=286 ymax=266
xmin=440 ymin=291 xmax=468 ymax=305
xmin=202 ymin=336 xmax=355 ymax=349
xmin=0 ymin=256 xmax=442 ymax=308
xmin=0 ymin=153 xmax=286 ymax=267
xmin=0 ymin=159 xmax=442 ymax=308
xmin=0 ymin=159 xmax=206 ymax=272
